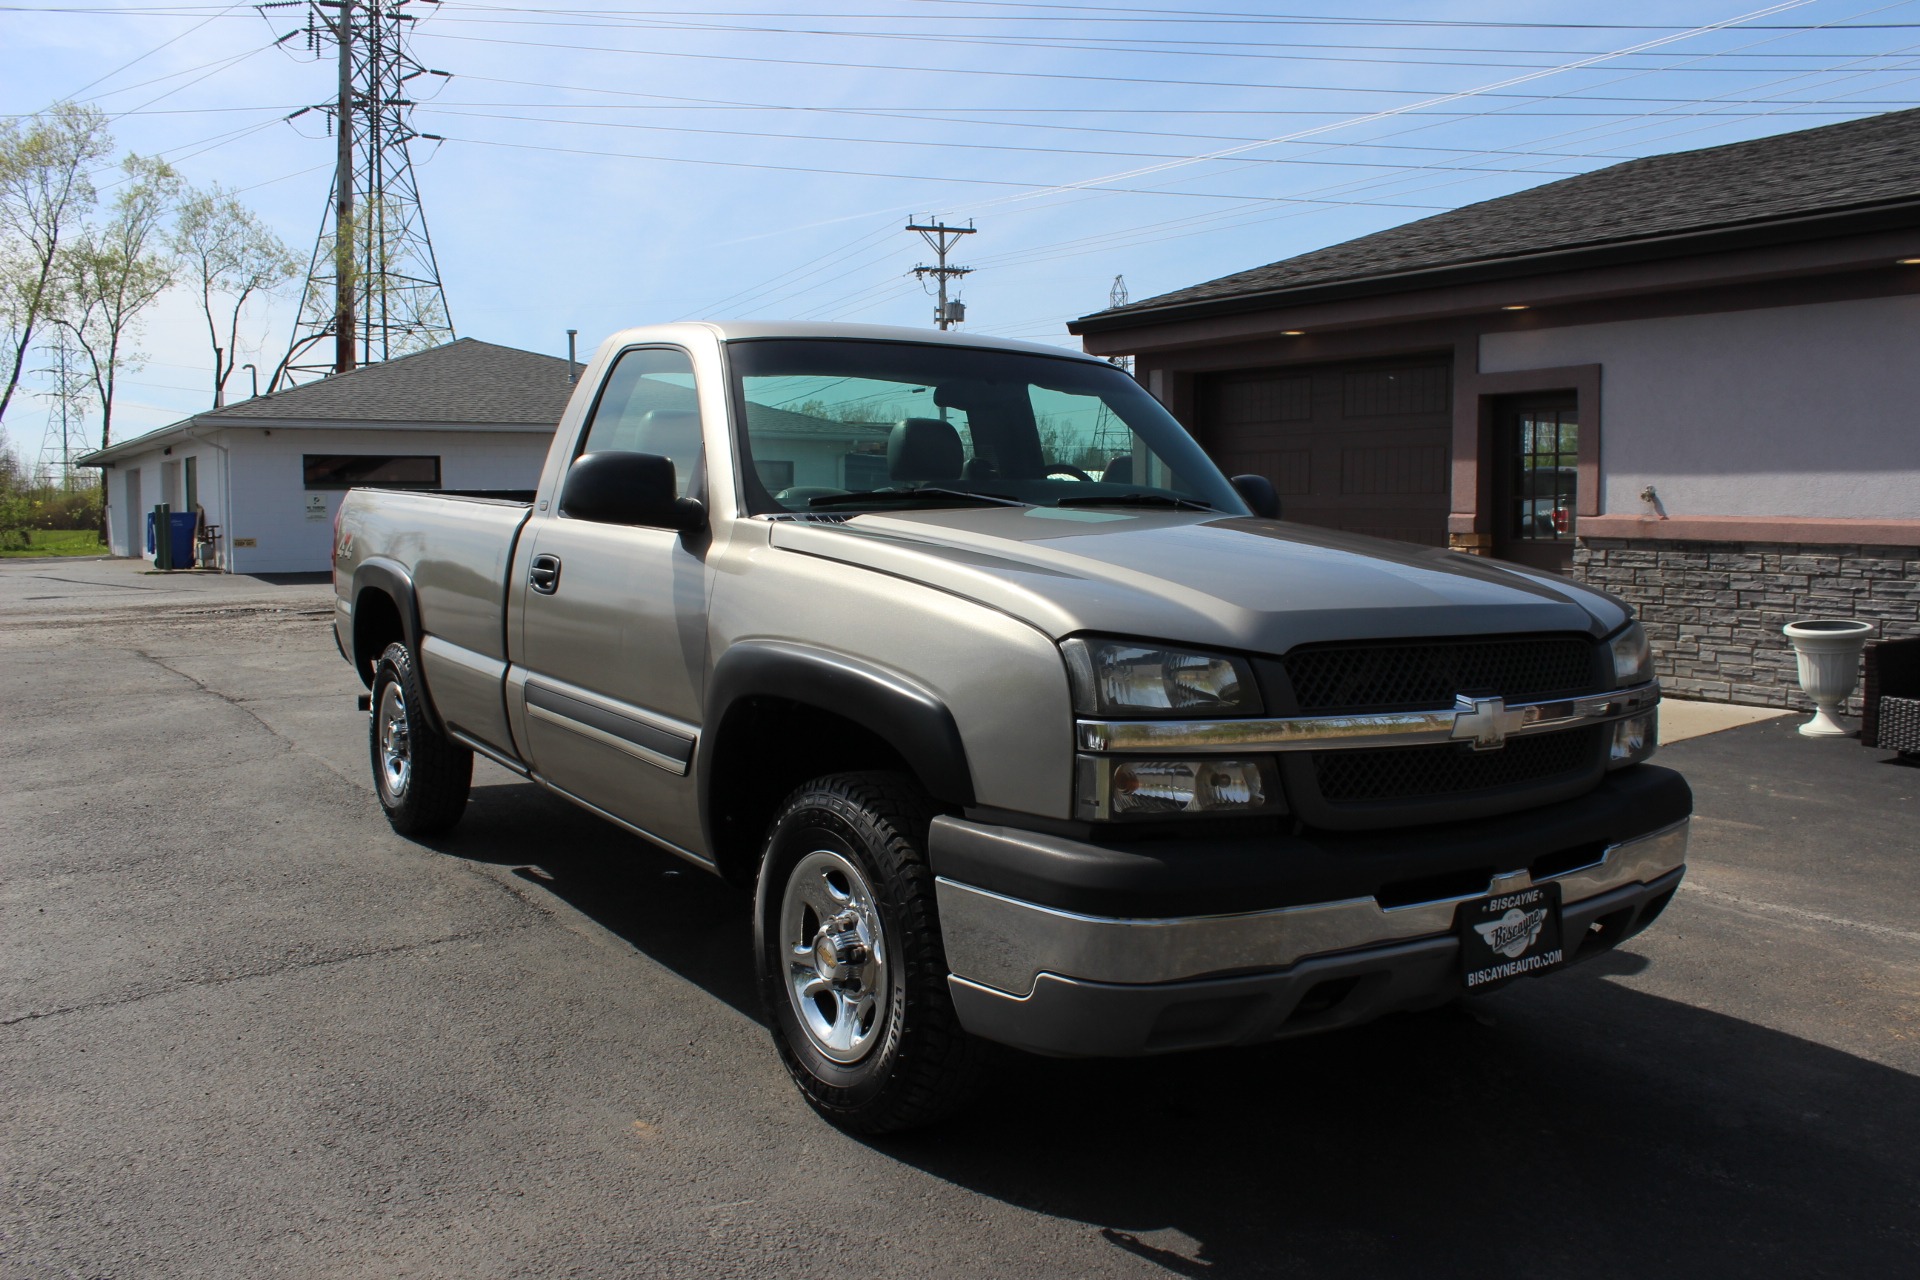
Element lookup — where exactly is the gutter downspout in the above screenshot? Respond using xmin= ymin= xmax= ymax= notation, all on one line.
xmin=180 ymin=420 xmax=234 ymax=572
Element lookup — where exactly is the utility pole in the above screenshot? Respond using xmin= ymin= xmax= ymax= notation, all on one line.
xmin=333 ymin=0 xmax=355 ymax=374
xmin=907 ymin=218 xmax=975 ymax=330
xmin=277 ymin=0 xmax=454 ymax=388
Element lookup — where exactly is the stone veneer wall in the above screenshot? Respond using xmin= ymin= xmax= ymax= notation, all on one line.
xmin=1574 ymin=538 xmax=1920 ymax=711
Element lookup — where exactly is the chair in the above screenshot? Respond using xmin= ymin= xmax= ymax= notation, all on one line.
xmin=1862 ymin=634 xmax=1920 ymax=756
xmin=888 ymin=418 xmax=963 ymax=483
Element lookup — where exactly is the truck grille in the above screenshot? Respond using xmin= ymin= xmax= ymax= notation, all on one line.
xmin=1283 ymin=635 xmax=1597 ymax=714
xmin=1312 ymin=725 xmax=1605 ymax=804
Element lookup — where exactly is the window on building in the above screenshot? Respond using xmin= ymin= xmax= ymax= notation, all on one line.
xmin=753 ymin=459 xmax=795 ymax=491
xmin=183 ymin=455 xmax=199 ymax=512
xmin=1509 ymin=406 xmax=1578 ymax=544
xmin=303 ymin=455 xmax=441 ymax=490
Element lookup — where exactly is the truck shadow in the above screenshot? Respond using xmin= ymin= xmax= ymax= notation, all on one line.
xmin=447 ymin=777 xmax=762 ymax=1022
xmin=442 ymin=777 xmax=1916 ymax=1278
xmin=886 ymin=976 xmax=1920 ymax=1278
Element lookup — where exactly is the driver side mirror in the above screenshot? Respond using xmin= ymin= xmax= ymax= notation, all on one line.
xmin=1231 ymin=473 xmax=1281 ymax=520
xmin=560 ymin=451 xmax=705 ymax=532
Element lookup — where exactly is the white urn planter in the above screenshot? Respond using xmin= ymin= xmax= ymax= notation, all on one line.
xmin=1782 ymin=619 xmax=1875 ymax=737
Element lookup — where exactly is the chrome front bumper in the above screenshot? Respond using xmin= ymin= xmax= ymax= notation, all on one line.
xmin=935 ymin=818 xmax=1688 ymax=1056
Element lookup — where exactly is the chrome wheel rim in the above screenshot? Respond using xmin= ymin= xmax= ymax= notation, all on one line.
xmin=779 ymin=848 xmax=890 ymax=1065
xmin=377 ymin=682 xmax=412 ymax=799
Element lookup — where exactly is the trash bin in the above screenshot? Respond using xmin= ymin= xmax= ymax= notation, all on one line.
xmin=146 ymin=510 xmax=196 ymax=569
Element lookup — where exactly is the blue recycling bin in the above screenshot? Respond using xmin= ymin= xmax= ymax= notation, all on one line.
xmin=146 ymin=511 xmax=196 ymax=569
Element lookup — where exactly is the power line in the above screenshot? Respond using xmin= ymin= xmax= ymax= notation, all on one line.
xmin=422 ymin=107 xmax=1594 ymax=175
xmin=433 ymin=132 xmax=1459 ymax=207
xmin=36 ymin=0 xmax=246 ymax=108
xmin=410 ymin=26 xmax=1920 ymax=104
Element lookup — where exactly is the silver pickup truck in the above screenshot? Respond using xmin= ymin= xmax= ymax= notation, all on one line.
xmin=333 ymin=322 xmax=1688 ymax=1132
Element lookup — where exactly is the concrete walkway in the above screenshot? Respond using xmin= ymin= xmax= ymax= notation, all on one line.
xmin=1661 ymin=696 xmax=1795 ymax=744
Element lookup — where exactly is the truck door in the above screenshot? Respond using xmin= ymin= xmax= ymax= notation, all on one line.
xmin=515 ymin=345 xmax=711 ymax=858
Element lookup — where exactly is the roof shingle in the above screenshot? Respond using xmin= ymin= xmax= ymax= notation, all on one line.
xmin=1085 ymin=106 xmax=1920 ymax=323
xmin=209 ymin=337 xmax=575 ymax=424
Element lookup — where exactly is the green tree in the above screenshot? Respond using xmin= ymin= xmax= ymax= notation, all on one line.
xmin=0 ymin=103 xmax=112 ymax=428
xmin=0 ymin=431 xmax=31 ymax=549
xmin=53 ymin=153 xmax=179 ymax=459
xmin=170 ymin=181 xmax=300 ymax=407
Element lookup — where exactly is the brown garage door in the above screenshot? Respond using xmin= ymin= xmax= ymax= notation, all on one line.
xmin=1196 ymin=358 xmax=1452 ymax=547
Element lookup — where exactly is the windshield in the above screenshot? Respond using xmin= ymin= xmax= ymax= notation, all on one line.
xmin=726 ymin=339 xmax=1247 ymax=516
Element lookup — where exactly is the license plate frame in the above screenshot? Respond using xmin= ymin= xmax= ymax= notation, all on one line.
xmin=1457 ymin=881 xmax=1566 ymax=990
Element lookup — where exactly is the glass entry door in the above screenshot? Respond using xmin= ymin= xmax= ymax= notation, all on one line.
xmin=1494 ymin=395 xmax=1578 ymax=573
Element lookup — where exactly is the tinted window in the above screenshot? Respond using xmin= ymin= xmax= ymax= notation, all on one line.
xmin=580 ymin=347 xmax=702 ymax=498
xmin=728 ymin=340 xmax=1243 ymax=515
xmin=303 ymin=455 xmax=440 ymax=490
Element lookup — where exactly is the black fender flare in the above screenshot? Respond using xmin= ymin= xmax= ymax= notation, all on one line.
xmin=349 ymin=559 xmax=436 ymax=717
xmin=351 ymin=558 xmax=423 ymax=672
xmin=697 ymin=639 xmax=976 ymax=829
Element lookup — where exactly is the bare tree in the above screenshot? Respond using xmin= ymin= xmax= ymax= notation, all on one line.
xmin=54 ymin=154 xmax=179 ymax=539
xmin=0 ymin=103 xmax=112 ymax=428
xmin=170 ymin=182 xmax=299 ymax=407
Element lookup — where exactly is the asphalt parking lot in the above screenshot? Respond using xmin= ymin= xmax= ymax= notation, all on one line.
xmin=3 ymin=558 xmax=1916 ymax=1279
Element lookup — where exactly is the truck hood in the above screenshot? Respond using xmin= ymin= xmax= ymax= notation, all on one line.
xmin=766 ymin=507 xmax=1628 ymax=651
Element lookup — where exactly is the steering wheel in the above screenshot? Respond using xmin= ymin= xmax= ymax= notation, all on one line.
xmin=1045 ymin=464 xmax=1095 ymax=483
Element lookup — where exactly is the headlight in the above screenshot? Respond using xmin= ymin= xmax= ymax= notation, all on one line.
xmin=1607 ymin=621 xmax=1653 ymax=687
xmin=1075 ymin=755 xmax=1281 ymax=820
xmin=1061 ymin=638 xmax=1261 ymax=717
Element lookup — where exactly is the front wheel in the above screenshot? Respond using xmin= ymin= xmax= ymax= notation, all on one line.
xmin=754 ymin=772 xmax=987 ymax=1133
xmin=369 ymin=641 xmax=472 ymax=836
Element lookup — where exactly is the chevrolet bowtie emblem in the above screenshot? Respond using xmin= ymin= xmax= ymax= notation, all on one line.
xmin=1451 ymin=694 xmax=1521 ymax=751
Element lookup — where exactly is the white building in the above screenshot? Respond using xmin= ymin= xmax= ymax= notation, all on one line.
xmin=80 ymin=339 xmax=573 ymax=574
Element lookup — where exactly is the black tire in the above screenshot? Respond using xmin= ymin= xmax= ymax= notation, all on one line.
xmin=369 ymin=640 xmax=473 ymax=837
xmin=754 ymin=772 xmax=988 ymax=1134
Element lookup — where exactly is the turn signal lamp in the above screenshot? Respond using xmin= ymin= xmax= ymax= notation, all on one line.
xmin=1609 ymin=713 xmax=1658 ymax=769
xmin=1075 ymin=755 xmax=1281 ymax=820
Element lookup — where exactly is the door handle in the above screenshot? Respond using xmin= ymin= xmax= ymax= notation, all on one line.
xmin=529 ymin=553 xmax=561 ymax=594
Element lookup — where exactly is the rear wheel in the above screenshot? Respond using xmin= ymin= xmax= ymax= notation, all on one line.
xmin=755 ymin=772 xmax=987 ymax=1133
xmin=369 ymin=641 xmax=472 ymax=836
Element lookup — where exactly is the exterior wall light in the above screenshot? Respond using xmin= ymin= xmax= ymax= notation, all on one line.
xmin=1899 ymin=257 xmax=1920 ymax=265
xmin=1281 ymin=329 xmax=1305 ymax=336
xmin=1501 ymin=304 xmax=1530 ymax=311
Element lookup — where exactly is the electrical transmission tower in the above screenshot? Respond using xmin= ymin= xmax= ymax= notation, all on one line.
xmin=907 ymin=218 xmax=975 ymax=330
xmin=1106 ymin=275 xmax=1133 ymax=374
xmin=277 ymin=0 xmax=454 ymax=387
xmin=35 ymin=330 xmax=94 ymax=489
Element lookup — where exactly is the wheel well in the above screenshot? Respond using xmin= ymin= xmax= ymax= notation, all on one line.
xmin=706 ymin=697 xmax=919 ymax=888
xmin=352 ymin=588 xmax=405 ymax=686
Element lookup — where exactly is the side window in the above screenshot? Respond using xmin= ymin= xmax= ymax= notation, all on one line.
xmin=579 ymin=347 xmax=702 ymax=497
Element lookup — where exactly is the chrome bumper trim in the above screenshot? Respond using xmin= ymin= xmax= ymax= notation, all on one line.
xmin=1075 ymin=681 xmax=1659 ymax=754
xmin=936 ymin=817 xmax=1688 ymax=997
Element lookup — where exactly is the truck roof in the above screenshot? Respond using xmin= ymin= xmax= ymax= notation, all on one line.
xmin=596 ymin=321 xmax=1110 ymax=363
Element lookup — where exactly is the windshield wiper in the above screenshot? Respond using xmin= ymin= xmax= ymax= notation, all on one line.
xmin=1054 ymin=492 xmax=1216 ymax=512
xmin=807 ymin=486 xmax=1028 ymax=509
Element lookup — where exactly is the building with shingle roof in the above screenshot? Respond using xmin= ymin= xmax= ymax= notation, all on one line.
xmin=81 ymin=339 xmax=576 ymax=574
xmin=1070 ymin=107 xmax=1920 ymax=709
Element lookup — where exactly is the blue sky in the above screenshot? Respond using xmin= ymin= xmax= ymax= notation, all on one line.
xmin=5 ymin=0 xmax=1920 ymax=467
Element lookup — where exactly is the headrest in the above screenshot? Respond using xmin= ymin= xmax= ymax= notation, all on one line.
xmin=635 ymin=409 xmax=703 ymax=460
xmin=887 ymin=417 xmax=963 ymax=482
xmin=1102 ymin=454 xmax=1132 ymax=485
